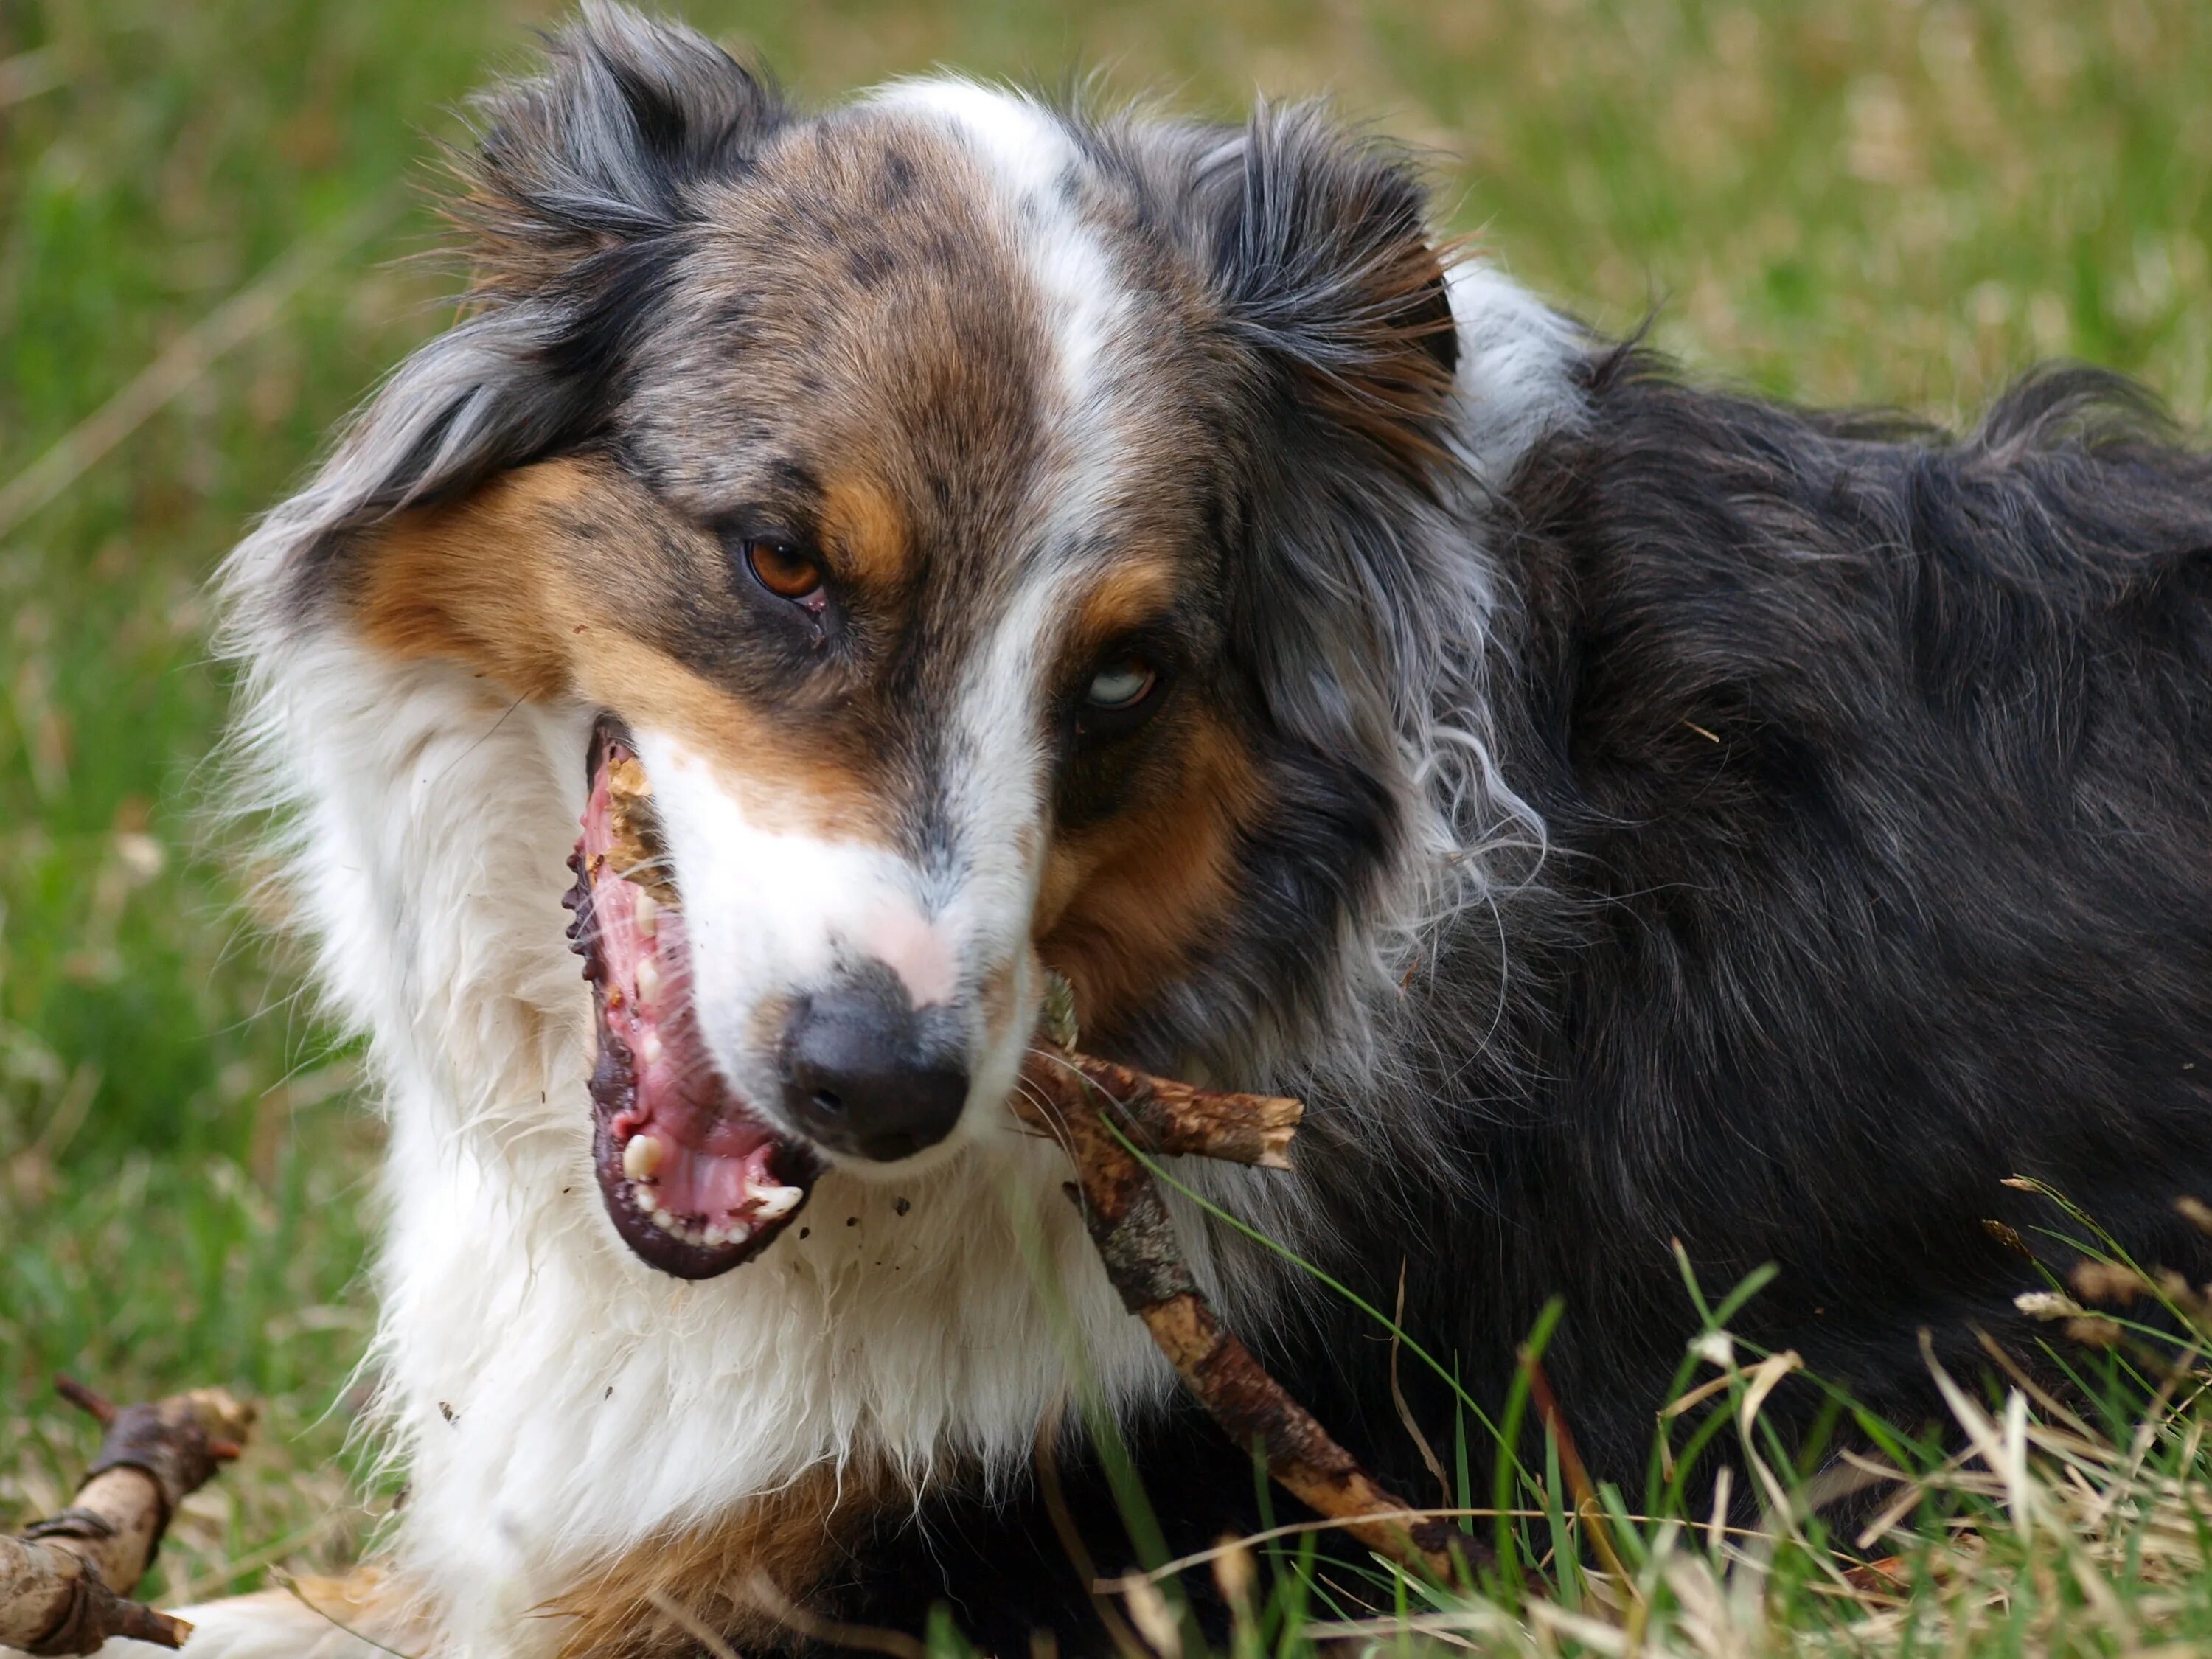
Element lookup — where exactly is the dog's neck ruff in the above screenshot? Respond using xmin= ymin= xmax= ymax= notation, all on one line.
xmin=220 ymin=77 xmax=1585 ymax=1656
xmin=274 ymin=645 xmax=1176 ymax=1644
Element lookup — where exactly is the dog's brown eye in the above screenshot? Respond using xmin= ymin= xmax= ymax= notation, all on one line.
xmin=746 ymin=540 xmax=824 ymax=603
xmin=1084 ymin=655 xmax=1156 ymax=710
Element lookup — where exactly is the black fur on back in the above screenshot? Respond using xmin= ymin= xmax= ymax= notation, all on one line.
xmin=841 ymin=352 xmax=2212 ymax=1652
xmin=1366 ymin=350 xmax=2212 ymax=1477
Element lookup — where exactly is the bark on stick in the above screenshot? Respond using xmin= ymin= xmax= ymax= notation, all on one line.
xmin=0 ymin=1379 xmax=255 ymax=1654
xmin=1012 ymin=1044 xmax=1462 ymax=1579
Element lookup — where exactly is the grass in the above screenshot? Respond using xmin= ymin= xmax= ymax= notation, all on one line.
xmin=3 ymin=0 xmax=2210 ymax=1643
xmin=1051 ymin=1164 xmax=2212 ymax=1659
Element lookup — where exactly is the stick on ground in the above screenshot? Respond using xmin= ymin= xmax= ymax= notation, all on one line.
xmin=0 ymin=1378 xmax=255 ymax=1654
xmin=1014 ymin=1040 xmax=1465 ymax=1580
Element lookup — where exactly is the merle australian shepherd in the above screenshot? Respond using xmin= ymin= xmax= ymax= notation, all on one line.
xmin=141 ymin=6 xmax=2212 ymax=1656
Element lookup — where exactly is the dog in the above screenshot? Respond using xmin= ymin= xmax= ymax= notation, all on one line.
xmin=108 ymin=5 xmax=2212 ymax=1655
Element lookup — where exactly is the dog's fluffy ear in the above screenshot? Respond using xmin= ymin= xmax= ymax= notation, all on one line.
xmin=455 ymin=1 xmax=785 ymax=299
xmin=230 ymin=5 xmax=786 ymax=620
xmin=1198 ymin=107 xmax=1458 ymax=481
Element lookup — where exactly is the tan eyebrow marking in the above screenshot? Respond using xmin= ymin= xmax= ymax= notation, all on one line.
xmin=817 ymin=471 xmax=914 ymax=597
xmin=347 ymin=455 xmax=893 ymax=843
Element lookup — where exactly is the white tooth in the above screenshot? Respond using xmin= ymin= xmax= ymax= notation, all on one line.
xmin=640 ymin=1032 xmax=664 ymax=1066
xmin=704 ymin=1225 xmax=728 ymax=1247
xmin=751 ymin=1184 xmax=803 ymax=1222
xmin=635 ymin=956 xmax=661 ymax=1004
xmin=622 ymin=1133 xmax=663 ymax=1183
xmin=632 ymin=888 xmax=658 ymax=937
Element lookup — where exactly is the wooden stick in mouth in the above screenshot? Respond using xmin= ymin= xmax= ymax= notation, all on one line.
xmin=1013 ymin=1029 xmax=1465 ymax=1581
xmin=0 ymin=1377 xmax=256 ymax=1653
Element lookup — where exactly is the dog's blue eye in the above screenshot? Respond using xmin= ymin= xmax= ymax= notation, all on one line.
xmin=1084 ymin=656 xmax=1156 ymax=710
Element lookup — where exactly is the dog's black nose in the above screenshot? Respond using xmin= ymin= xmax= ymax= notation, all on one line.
xmin=779 ymin=973 xmax=968 ymax=1161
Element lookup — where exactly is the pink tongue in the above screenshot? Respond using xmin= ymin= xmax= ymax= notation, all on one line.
xmin=654 ymin=1138 xmax=783 ymax=1220
xmin=582 ymin=762 xmax=778 ymax=1170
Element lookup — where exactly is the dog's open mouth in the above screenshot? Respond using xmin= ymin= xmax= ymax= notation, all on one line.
xmin=563 ymin=717 xmax=818 ymax=1279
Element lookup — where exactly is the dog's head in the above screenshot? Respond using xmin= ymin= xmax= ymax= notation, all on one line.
xmin=234 ymin=6 xmax=1506 ymax=1278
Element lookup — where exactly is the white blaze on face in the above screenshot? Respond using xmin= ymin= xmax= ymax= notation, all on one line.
xmin=869 ymin=80 xmax=1126 ymax=412
xmin=635 ymin=731 xmax=963 ymax=1108
xmin=863 ymin=75 xmax=1144 ymax=969
xmin=936 ymin=563 xmax=1089 ymax=962
xmin=870 ymin=79 xmax=1134 ymax=535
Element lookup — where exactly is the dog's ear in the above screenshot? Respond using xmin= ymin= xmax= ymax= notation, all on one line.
xmin=1197 ymin=106 xmax=1458 ymax=481
xmin=455 ymin=1 xmax=785 ymax=300
xmin=244 ymin=7 xmax=785 ymax=611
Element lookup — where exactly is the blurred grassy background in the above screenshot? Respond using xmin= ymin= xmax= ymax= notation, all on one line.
xmin=2 ymin=0 xmax=2208 ymax=1607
